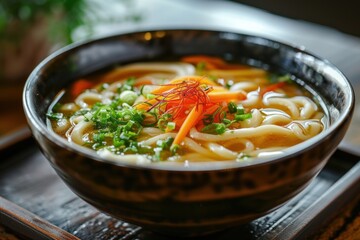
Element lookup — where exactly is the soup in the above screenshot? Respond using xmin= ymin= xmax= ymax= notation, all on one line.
xmin=47 ymin=55 xmax=327 ymax=164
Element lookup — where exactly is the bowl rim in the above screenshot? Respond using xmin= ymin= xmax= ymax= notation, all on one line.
xmin=23 ymin=28 xmax=355 ymax=171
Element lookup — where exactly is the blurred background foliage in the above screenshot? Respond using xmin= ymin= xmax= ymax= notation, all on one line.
xmin=0 ymin=0 xmax=142 ymax=82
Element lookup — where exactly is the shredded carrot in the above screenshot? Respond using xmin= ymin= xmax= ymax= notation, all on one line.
xmin=181 ymin=55 xmax=226 ymax=69
xmin=133 ymin=74 xmax=249 ymax=147
xmin=208 ymin=91 xmax=247 ymax=102
xmin=151 ymin=76 xmax=216 ymax=95
xmin=260 ymin=82 xmax=286 ymax=96
xmin=134 ymin=99 xmax=159 ymax=110
xmin=71 ymin=79 xmax=93 ymax=97
xmin=210 ymin=86 xmax=228 ymax=92
xmin=181 ymin=55 xmax=248 ymax=70
xmin=172 ymin=104 xmax=204 ymax=147
xmin=133 ymin=78 xmax=153 ymax=87
xmin=172 ymin=116 xmax=187 ymax=130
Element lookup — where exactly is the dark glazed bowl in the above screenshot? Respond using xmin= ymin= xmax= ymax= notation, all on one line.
xmin=23 ymin=29 xmax=354 ymax=236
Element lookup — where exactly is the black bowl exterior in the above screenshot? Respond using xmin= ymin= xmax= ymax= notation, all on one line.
xmin=23 ymin=29 xmax=354 ymax=235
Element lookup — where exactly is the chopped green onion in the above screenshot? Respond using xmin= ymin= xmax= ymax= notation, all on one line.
xmin=156 ymin=137 xmax=174 ymax=150
xmin=225 ymin=80 xmax=234 ymax=89
xmin=235 ymin=113 xmax=252 ymax=121
xmin=201 ymin=123 xmax=226 ymax=135
xmin=142 ymin=112 xmax=158 ymax=127
xmin=165 ymin=122 xmax=176 ymax=131
xmin=46 ymin=112 xmax=63 ymax=120
xmin=146 ymin=93 xmax=156 ymax=99
xmin=202 ymin=106 xmax=222 ymax=125
xmin=196 ymin=62 xmax=206 ymax=72
xmin=236 ymin=105 xmax=245 ymax=115
xmin=269 ymin=74 xmax=292 ymax=84
xmin=140 ymin=85 xmax=157 ymax=97
xmin=118 ymin=77 xmax=136 ymax=92
xmin=237 ymin=152 xmax=251 ymax=161
xmin=119 ymin=90 xmax=138 ymax=105
xmin=158 ymin=113 xmax=173 ymax=131
xmin=228 ymin=102 xmax=237 ymax=114
xmin=98 ymin=83 xmax=109 ymax=91
xmin=207 ymin=75 xmax=217 ymax=82
xmin=170 ymin=144 xmax=180 ymax=154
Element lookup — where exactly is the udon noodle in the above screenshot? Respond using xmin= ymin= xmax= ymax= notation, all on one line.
xmin=47 ymin=55 xmax=327 ymax=164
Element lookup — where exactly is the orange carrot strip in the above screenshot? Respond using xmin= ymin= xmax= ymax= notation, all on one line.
xmin=71 ymin=79 xmax=93 ymax=97
xmin=151 ymin=76 xmax=217 ymax=94
xmin=172 ymin=104 xmax=204 ymax=147
xmin=181 ymin=55 xmax=249 ymax=70
xmin=260 ymin=82 xmax=286 ymax=96
xmin=172 ymin=116 xmax=187 ymax=130
xmin=133 ymin=79 xmax=153 ymax=87
xmin=203 ymin=104 xmax=220 ymax=114
xmin=208 ymin=91 xmax=247 ymax=102
xmin=181 ymin=55 xmax=226 ymax=69
xmin=134 ymin=98 xmax=159 ymax=110
xmin=211 ymin=86 xmax=228 ymax=92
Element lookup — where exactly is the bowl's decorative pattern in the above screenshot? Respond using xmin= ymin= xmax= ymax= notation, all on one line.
xmin=23 ymin=29 xmax=354 ymax=236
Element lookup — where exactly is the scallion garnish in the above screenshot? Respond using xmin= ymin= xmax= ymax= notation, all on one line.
xmin=46 ymin=112 xmax=64 ymax=120
xmin=201 ymin=123 xmax=226 ymax=135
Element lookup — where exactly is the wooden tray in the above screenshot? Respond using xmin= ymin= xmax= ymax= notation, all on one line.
xmin=0 ymin=128 xmax=359 ymax=239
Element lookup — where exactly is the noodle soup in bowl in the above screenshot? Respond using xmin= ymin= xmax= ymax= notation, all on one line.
xmin=23 ymin=29 xmax=354 ymax=236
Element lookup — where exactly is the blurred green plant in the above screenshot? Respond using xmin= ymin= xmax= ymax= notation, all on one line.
xmin=0 ymin=0 xmax=141 ymax=44
xmin=0 ymin=0 xmax=141 ymax=81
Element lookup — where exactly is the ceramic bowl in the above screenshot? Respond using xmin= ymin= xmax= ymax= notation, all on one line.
xmin=23 ymin=29 xmax=354 ymax=236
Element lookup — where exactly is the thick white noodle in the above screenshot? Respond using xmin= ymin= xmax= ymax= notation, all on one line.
xmin=140 ymin=133 xmax=215 ymax=158
xmin=291 ymin=96 xmax=318 ymax=119
xmin=265 ymin=97 xmax=300 ymax=119
xmin=105 ymin=81 xmax=122 ymax=93
xmin=287 ymin=120 xmax=323 ymax=140
xmin=189 ymin=126 xmax=296 ymax=142
xmin=70 ymin=115 xmax=85 ymax=125
xmin=183 ymin=138 xmax=220 ymax=158
xmin=251 ymin=147 xmax=286 ymax=157
xmin=240 ymin=109 xmax=263 ymax=128
xmin=97 ymin=148 xmax=151 ymax=164
xmin=59 ymin=103 xmax=79 ymax=115
xmin=222 ymin=139 xmax=255 ymax=153
xmin=241 ymin=91 xmax=261 ymax=108
xmin=230 ymin=82 xmax=258 ymax=92
xmin=204 ymin=142 xmax=238 ymax=159
xmin=262 ymin=114 xmax=292 ymax=125
xmin=180 ymin=153 xmax=220 ymax=162
xmin=53 ymin=118 xmax=71 ymax=135
xmin=102 ymin=63 xmax=196 ymax=82
xmin=70 ymin=120 xmax=93 ymax=145
xmin=140 ymin=133 xmax=177 ymax=146
xmin=75 ymin=92 xmax=103 ymax=108
xmin=141 ymin=127 xmax=164 ymax=136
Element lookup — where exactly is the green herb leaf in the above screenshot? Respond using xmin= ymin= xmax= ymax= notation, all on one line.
xmin=196 ymin=62 xmax=206 ymax=72
xmin=269 ymin=74 xmax=292 ymax=84
xmin=201 ymin=123 xmax=226 ymax=135
xmin=165 ymin=122 xmax=176 ymax=131
xmin=228 ymin=102 xmax=237 ymax=114
xmin=235 ymin=112 xmax=252 ymax=121
xmin=46 ymin=112 xmax=63 ymax=120
xmin=158 ymin=113 xmax=172 ymax=131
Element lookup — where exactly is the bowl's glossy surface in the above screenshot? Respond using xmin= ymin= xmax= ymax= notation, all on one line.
xmin=23 ymin=29 xmax=354 ymax=236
